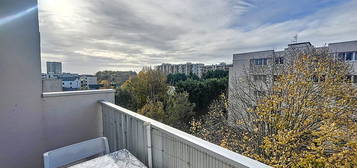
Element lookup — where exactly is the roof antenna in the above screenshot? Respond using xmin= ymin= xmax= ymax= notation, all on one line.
xmin=293 ymin=34 xmax=298 ymax=43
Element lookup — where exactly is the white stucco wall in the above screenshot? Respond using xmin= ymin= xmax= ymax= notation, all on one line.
xmin=0 ymin=1 xmax=44 ymax=167
xmin=42 ymin=79 xmax=63 ymax=92
xmin=329 ymin=41 xmax=357 ymax=74
xmin=0 ymin=1 xmax=116 ymax=167
xmin=42 ymin=90 xmax=114 ymax=152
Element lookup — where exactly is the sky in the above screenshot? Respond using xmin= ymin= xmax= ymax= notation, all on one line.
xmin=38 ymin=0 xmax=357 ymax=74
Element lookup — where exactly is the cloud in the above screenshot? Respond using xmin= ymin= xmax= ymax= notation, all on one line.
xmin=39 ymin=0 xmax=356 ymax=74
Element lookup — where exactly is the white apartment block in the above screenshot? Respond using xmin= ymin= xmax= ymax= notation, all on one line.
xmin=80 ymin=75 xmax=98 ymax=88
xmin=229 ymin=40 xmax=357 ymax=87
xmin=156 ymin=62 xmax=205 ymax=77
xmin=203 ymin=62 xmax=232 ymax=74
xmin=228 ymin=40 xmax=357 ymax=122
xmin=156 ymin=62 xmax=231 ymax=78
xmin=46 ymin=61 xmax=62 ymax=74
xmin=60 ymin=77 xmax=81 ymax=90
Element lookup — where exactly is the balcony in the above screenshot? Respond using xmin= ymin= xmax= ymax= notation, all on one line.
xmin=98 ymin=101 xmax=270 ymax=168
xmin=0 ymin=1 xmax=270 ymax=167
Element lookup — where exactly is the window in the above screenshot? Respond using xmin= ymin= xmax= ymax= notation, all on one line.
xmin=353 ymin=75 xmax=357 ymax=83
xmin=346 ymin=52 xmax=353 ymax=61
xmin=262 ymin=58 xmax=267 ymax=65
xmin=337 ymin=52 xmax=345 ymax=61
xmin=250 ymin=58 xmax=268 ymax=65
xmin=275 ymin=57 xmax=284 ymax=64
xmin=256 ymin=59 xmax=262 ymax=65
xmin=70 ymin=82 xmax=72 ymax=85
xmin=346 ymin=75 xmax=352 ymax=83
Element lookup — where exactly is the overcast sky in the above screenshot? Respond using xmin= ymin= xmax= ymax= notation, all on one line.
xmin=38 ymin=0 xmax=357 ymax=74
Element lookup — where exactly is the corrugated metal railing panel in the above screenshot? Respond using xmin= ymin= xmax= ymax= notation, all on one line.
xmin=100 ymin=101 xmax=271 ymax=168
xmin=102 ymin=105 xmax=148 ymax=165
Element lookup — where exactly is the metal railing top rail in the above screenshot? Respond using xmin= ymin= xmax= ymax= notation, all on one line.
xmin=99 ymin=101 xmax=271 ymax=168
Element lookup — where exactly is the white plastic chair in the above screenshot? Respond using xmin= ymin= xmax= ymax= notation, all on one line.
xmin=43 ymin=137 xmax=110 ymax=168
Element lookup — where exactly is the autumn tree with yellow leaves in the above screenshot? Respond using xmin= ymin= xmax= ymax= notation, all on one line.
xmin=119 ymin=68 xmax=195 ymax=129
xmin=191 ymin=49 xmax=357 ymax=167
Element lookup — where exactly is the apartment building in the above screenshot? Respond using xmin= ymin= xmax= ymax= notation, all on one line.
xmin=60 ymin=77 xmax=81 ymax=90
xmin=230 ymin=40 xmax=357 ymax=86
xmin=46 ymin=61 xmax=62 ymax=74
xmin=228 ymin=40 xmax=357 ymax=121
xmin=156 ymin=62 xmax=205 ymax=77
xmin=203 ymin=62 xmax=232 ymax=74
xmin=329 ymin=41 xmax=357 ymax=82
xmin=80 ymin=75 xmax=98 ymax=88
xmin=157 ymin=62 xmax=231 ymax=78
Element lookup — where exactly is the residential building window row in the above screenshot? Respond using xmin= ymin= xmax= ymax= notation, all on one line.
xmin=346 ymin=75 xmax=357 ymax=83
xmin=250 ymin=58 xmax=268 ymax=65
xmin=274 ymin=57 xmax=284 ymax=64
xmin=336 ymin=52 xmax=357 ymax=61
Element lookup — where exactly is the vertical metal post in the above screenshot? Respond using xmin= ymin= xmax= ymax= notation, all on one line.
xmin=145 ymin=122 xmax=153 ymax=168
xmin=121 ymin=113 xmax=126 ymax=148
xmin=97 ymin=101 xmax=103 ymax=136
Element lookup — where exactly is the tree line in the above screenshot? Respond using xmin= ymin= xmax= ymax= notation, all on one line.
xmin=115 ymin=69 xmax=228 ymax=130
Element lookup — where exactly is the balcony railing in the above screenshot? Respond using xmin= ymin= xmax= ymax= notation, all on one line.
xmin=99 ymin=101 xmax=271 ymax=168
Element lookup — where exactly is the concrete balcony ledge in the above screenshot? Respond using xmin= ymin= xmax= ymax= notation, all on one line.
xmin=42 ymin=89 xmax=115 ymax=98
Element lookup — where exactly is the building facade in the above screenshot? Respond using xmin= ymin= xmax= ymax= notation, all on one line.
xmin=202 ymin=62 xmax=232 ymax=74
xmin=60 ymin=77 xmax=81 ymax=91
xmin=46 ymin=61 xmax=62 ymax=74
xmin=156 ymin=62 xmax=231 ymax=78
xmin=80 ymin=75 xmax=98 ymax=88
xmin=228 ymin=40 xmax=357 ymax=122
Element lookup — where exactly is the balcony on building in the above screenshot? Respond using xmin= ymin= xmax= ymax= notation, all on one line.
xmin=0 ymin=1 xmax=270 ymax=167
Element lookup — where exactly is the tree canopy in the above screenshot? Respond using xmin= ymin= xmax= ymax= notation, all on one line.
xmin=191 ymin=51 xmax=357 ymax=167
xmin=175 ymin=77 xmax=228 ymax=116
xmin=202 ymin=70 xmax=228 ymax=79
xmin=117 ymin=69 xmax=195 ymax=129
xmin=121 ymin=69 xmax=167 ymax=109
xmin=167 ymin=73 xmax=187 ymax=85
xmin=96 ymin=70 xmax=137 ymax=86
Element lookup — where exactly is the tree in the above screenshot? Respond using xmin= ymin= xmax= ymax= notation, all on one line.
xmin=115 ymin=88 xmax=136 ymax=111
xmin=99 ymin=80 xmax=113 ymax=89
xmin=164 ymin=92 xmax=195 ymax=130
xmin=115 ymin=68 xmax=197 ymax=129
xmin=187 ymin=73 xmax=200 ymax=80
xmin=175 ymin=77 xmax=228 ymax=116
xmin=202 ymin=70 xmax=228 ymax=79
xmin=192 ymin=49 xmax=357 ymax=167
xmin=190 ymin=94 xmax=231 ymax=145
xmin=138 ymin=99 xmax=165 ymax=122
xmin=121 ymin=68 xmax=168 ymax=110
xmin=167 ymin=73 xmax=187 ymax=85
xmin=136 ymin=92 xmax=195 ymax=129
xmin=96 ymin=71 xmax=137 ymax=86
